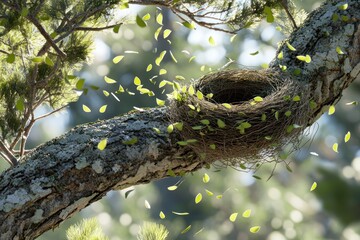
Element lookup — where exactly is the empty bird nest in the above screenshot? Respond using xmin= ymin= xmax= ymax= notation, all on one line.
xmin=169 ymin=69 xmax=311 ymax=169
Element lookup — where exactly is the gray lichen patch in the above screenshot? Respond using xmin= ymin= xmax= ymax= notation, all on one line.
xmin=59 ymin=194 xmax=96 ymax=220
xmin=30 ymin=178 xmax=52 ymax=196
xmin=31 ymin=209 xmax=44 ymax=223
xmin=2 ymin=188 xmax=31 ymax=212
xmin=75 ymin=157 xmax=90 ymax=170
xmin=92 ymin=160 xmax=103 ymax=173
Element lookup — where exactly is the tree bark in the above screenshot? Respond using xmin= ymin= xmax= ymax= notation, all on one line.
xmin=0 ymin=0 xmax=359 ymax=239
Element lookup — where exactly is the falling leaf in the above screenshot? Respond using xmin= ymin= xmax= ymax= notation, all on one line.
xmin=332 ymin=143 xmax=338 ymax=153
xmin=229 ymin=213 xmax=238 ymax=222
xmin=163 ymin=29 xmax=171 ymax=38
xmin=82 ymin=104 xmax=91 ymax=113
xmin=159 ymin=211 xmax=165 ymax=219
xmin=203 ymin=173 xmax=210 ymax=183
xmin=286 ymin=41 xmax=296 ymax=51
xmin=181 ymin=225 xmax=192 ymax=234
xmin=208 ymin=36 xmax=216 ymax=46
xmin=195 ymin=193 xmax=202 ymax=204
xmin=99 ymin=105 xmax=107 ymax=113
xmin=242 ymin=209 xmax=251 ymax=218
xmin=144 ymin=200 xmax=151 ymax=209
xmin=250 ymin=226 xmax=261 ymax=233
xmin=156 ymin=13 xmax=163 ymax=25
xmin=113 ymin=55 xmax=124 ymax=64
xmin=328 ymin=105 xmax=335 ymax=115
xmin=344 ymin=131 xmax=351 ymax=143
xmin=167 ymin=185 xmax=178 ymax=191
xmin=156 ymin=98 xmax=165 ymax=106
xmin=172 ymin=211 xmax=189 ymax=216
xmin=97 ymin=138 xmax=107 ymax=150
xmin=310 ymin=182 xmax=317 ymax=191
xmin=104 ymin=76 xmax=117 ymax=84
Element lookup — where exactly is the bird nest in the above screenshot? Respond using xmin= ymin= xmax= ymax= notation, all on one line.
xmin=169 ymin=69 xmax=311 ymax=169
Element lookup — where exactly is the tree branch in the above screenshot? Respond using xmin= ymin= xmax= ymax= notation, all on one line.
xmin=0 ymin=0 xmax=359 ymax=239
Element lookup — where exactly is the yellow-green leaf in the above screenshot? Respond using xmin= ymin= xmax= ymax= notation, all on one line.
xmin=167 ymin=185 xmax=178 ymax=191
xmin=99 ymin=105 xmax=107 ymax=113
xmin=155 ymin=50 xmax=167 ymax=66
xmin=188 ymin=85 xmax=195 ymax=95
xmin=97 ymin=138 xmax=107 ymax=150
xmin=254 ymin=96 xmax=263 ymax=102
xmin=15 ymin=98 xmax=24 ymax=111
xmin=332 ymin=143 xmax=338 ymax=153
xmin=122 ymin=137 xmax=138 ymax=145
xmin=159 ymin=69 xmax=167 ymax=75
xmin=167 ymin=124 xmax=174 ymax=133
xmin=154 ymin=26 xmax=162 ymax=40
xmin=113 ymin=55 xmax=124 ymax=64
xmin=156 ymin=98 xmax=165 ymax=106
xmin=250 ymin=226 xmax=261 ymax=233
xmin=182 ymin=21 xmax=195 ymax=29
xmin=216 ymin=194 xmax=223 ymax=199
xmin=196 ymin=90 xmax=203 ymax=100
xmin=345 ymin=131 xmax=351 ymax=143
xmin=208 ymin=36 xmax=216 ymax=46
xmin=32 ymin=57 xmax=43 ymax=63
xmin=296 ymin=55 xmax=311 ymax=63
xmin=222 ymin=103 xmax=232 ymax=109
xmin=181 ymin=225 xmax=191 ymax=234
xmin=286 ymin=41 xmax=296 ymax=51
xmin=134 ymin=76 xmax=141 ymax=86
xmin=229 ymin=213 xmax=238 ymax=222
xmin=82 ymin=104 xmax=91 ymax=113
xmin=242 ymin=209 xmax=251 ymax=218
xmin=202 ymin=173 xmax=210 ymax=183
xmin=328 ymin=105 xmax=335 ymax=115
xmin=156 ymin=13 xmax=163 ymax=25
xmin=45 ymin=56 xmax=54 ymax=66
xmin=205 ymin=189 xmax=213 ymax=196
xmin=277 ymin=51 xmax=283 ymax=60
xmin=146 ymin=64 xmax=152 ymax=72
xmin=310 ymin=182 xmax=317 ymax=191
xmin=217 ymin=119 xmax=226 ymax=128
xmin=336 ymin=46 xmax=344 ymax=55
xmin=209 ymin=144 xmax=216 ymax=150
xmin=163 ymin=29 xmax=171 ymax=39
xmin=338 ymin=3 xmax=348 ymax=10
xmin=159 ymin=211 xmax=165 ymax=219
xmin=142 ymin=13 xmax=151 ymax=21
xmin=195 ymin=193 xmax=202 ymax=204
xmin=104 ymin=76 xmax=117 ymax=84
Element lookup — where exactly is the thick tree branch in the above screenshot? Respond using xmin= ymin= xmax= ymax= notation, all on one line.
xmin=0 ymin=0 xmax=359 ymax=239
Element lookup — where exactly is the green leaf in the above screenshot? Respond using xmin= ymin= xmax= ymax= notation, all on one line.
xmin=136 ymin=15 xmax=146 ymax=27
xmin=146 ymin=64 xmax=152 ymax=72
xmin=229 ymin=213 xmax=238 ymax=222
xmin=182 ymin=21 xmax=195 ymax=29
xmin=285 ymin=110 xmax=292 ymax=117
xmin=338 ymin=3 xmax=348 ymax=10
xmin=200 ymin=119 xmax=210 ymax=125
xmin=196 ymin=90 xmax=204 ymax=100
xmin=217 ymin=119 xmax=226 ymax=128
xmin=134 ymin=76 xmax=141 ymax=86
xmin=167 ymin=185 xmax=178 ymax=191
xmin=209 ymin=144 xmax=216 ymax=150
xmin=336 ymin=46 xmax=344 ymax=55
xmin=181 ymin=225 xmax=191 ymax=234
xmin=97 ymin=138 xmax=107 ymax=150
xmin=154 ymin=26 xmax=162 ymax=40
xmin=222 ymin=103 xmax=232 ymax=109
xmin=216 ymin=195 xmax=223 ymax=199
xmin=286 ymin=41 xmax=296 ymax=51
xmin=175 ymin=75 xmax=186 ymax=81
xmin=195 ymin=193 xmax=202 ymax=204
xmin=113 ymin=55 xmax=124 ymax=64
xmin=122 ymin=137 xmax=138 ymax=145
xmin=167 ymin=124 xmax=174 ymax=133
xmin=310 ymin=182 xmax=317 ymax=191
xmin=45 ymin=56 xmax=54 ymax=66
xmin=82 ymin=104 xmax=91 ymax=113
xmin=177 ymin=141 xmax=188 ymax=146
xmin=261 ymin=114 xmax=267 ymax=121
xmin=328 ymin=105 xmax=335 ymax=115
xmin=277 ymin=51 xmax=283 ymax=60
xmin=332 ymin=143 xmax=338 ymax=153
xmin=104 ymin=76 xmax=117 ymax=84
xmin=32 ymin=57 xmax=43 ymax=63
xmin=345 ymin=131 xmax=351 ymax=143
xmin=159 ymin=69 xmax=167 ymax=75
xmin=6 ymin=53 xmax=15 ymax=63
xmin=205 ymin=189 xmax=213 ymax=196
xmin=241 ymin=122 xmax=252 ymax=129
xmin=296 ymin=55 xmax=311 ymax=63
xmin=189 ymin=56 xmax=196 ymax=63
xmin=76 ymin=79 xmax=85 ymax=90
xmin=250 ymin=51 xmax=259 ymax=56
xmin=163 ymin=29 xmax=172 ymax=39
xmin=99 ymin=105 xmax=107 ymax=113
xmin=113 ymin=24 xmax=121 ymax=33
xmin=20 ymin=7 xmax=29 ymax=17
xmin=254 ymin=96 xmax=263 ymax=102
xmin=172 ymin=211 xmax=189 ymax=216
xmin=208 ymin=36 xmax=216 ymax=46
xmin=155 ymin=50 xmax=167 ymax=66
xmin=274 ymin=111 xmax=279 ymax=120
xmin=174 ymin=122 xmax=183 ymax=131
xmin=159 ymin=211 xmax=166 ymax=219
xmin=264 ymin=6 xmax=274 ymax=23
xmin=202 ymin=173 xmax=210 ymax=183
xmin=124 ymin=189 xmax=134 ymax=199
xmin=188 ymin=85 xmax=195 ymax=95
xmin=242 ymin=209 xmax=251 ymax=218
xmin=293 ymin=95 xmax=301 ymax=102
xmin=142 ymin=13 xmax=151 ymax=21
xmin=16 ymin=98 xmax=25 ymax=111
xmin=156 ymin=13 xmax=163 ymax=25
xmin=156 ymin=98 xmax=165 ymax=106
xmin=250 ymin=226 xmax=261 ymax=233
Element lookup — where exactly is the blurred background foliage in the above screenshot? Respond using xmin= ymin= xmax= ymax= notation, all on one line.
xmin=9 ymin=0 xmax=357 ymax=239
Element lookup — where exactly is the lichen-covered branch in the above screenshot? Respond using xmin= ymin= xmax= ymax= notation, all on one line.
xmin=0 ymin=0 xmax=359 ymax=239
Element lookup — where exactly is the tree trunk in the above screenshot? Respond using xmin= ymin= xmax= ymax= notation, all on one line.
xmin=0 ymin=0 xmax=359 ymax=239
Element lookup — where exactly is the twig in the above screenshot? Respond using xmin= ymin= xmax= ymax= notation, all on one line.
xmin=34 ymin=105 xmax=68 ymax=121
xmin=0 ymin=140 xmax=17 ymax=166
xmin=75 ymin=23 xmax=122 ymax=31
xmin=279 ymin=0 xmax=298 ymax=30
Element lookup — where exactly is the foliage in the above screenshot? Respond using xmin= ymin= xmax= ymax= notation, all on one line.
xmin=137 ymin=222 xmax=169 ymax=240
xmin=66 ymin=218 xmax=109 ymax=240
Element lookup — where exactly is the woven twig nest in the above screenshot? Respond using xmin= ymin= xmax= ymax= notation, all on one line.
xmin=169 ymin=69 xmax=311 ymax=168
